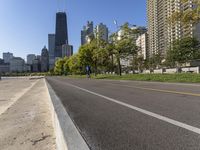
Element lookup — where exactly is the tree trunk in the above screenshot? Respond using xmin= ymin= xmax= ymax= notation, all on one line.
xmin=117 ymin=57 xmax=122 ymax=76
xmin=94 ymin=61 xmax=98 ymax=76
xmin=111 ymin=54 xmax=114 ymax=73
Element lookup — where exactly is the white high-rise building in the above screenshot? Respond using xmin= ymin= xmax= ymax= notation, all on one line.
xmin=136 ymin=33 xmax=148 ymax=60
xmin=3 ymin=52 xmax=13 ymax=63
xmin=147 ymin=0 xmax=200 ymax=57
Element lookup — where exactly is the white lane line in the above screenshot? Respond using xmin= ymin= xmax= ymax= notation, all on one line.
xmin=65 ymin=82 xmax=200 ymax=135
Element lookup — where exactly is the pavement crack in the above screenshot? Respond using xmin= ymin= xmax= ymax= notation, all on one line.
xmin=30 ymin=134 xmax=51 ymax=146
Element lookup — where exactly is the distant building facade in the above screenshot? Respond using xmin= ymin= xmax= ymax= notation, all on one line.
xmin=62 ymin=44 xmax=73 ymax=57
xmin=27 ymin=54 xmax=36 ymax=65
xmin=136 ymin=33 xmax=149 ymax=60
xmin=10 ymin=57 xmax=25 ymax=72
xmin=32 ymin=58 xmax=40 ymax=72
xmin=3 ymin=52 xmax=13 ymax=63
xmin=81 ymin=21 xmax=94 ymax=45
xmin=41 ymin=46 xmax=49 ymax=72
xmin=94 ymin=23 xmax=109 ymax=42
xmin=117 ymin=26 xmax=147 ymax=41
xmin=0 ymin=64 xmax=10 ymax=73
xmin=48 ymin=34 xmax=55 ymax=70
xmin=0 ymin=58 xmax=4 ymax=64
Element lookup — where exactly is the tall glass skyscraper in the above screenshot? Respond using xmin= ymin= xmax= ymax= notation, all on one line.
xmin=55 ymin=12 xmax=68 ymax=58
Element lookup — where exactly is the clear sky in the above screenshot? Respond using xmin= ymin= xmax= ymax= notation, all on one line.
xmin=0 ymin=0 xmax=147 ymax=60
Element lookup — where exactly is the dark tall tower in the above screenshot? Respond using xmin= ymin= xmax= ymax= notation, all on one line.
xmin=55 ymin=12 xmax=68 ymax=58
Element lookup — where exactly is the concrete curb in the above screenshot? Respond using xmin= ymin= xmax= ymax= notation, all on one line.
xmin=44 ymin=79 xmax=90 ymax=150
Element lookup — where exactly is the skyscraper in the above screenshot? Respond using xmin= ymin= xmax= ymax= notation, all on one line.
xmin=81 ymin=21 xmax=94 ymax=45
xmin=94 ymin=23 xmax=109 ymax=42
xmin=147 ymin=0 xmax=200 ymax=57
xmin=41 ymin=46 xmax=49 ymax=72
xmin=55 ymin=12 xmax=68 ymax=58
xmin=48 ymin=34 xmax=55 ymax=70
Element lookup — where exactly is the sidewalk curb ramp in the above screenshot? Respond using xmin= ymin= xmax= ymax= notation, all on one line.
xmin=45 ymin=79 xmax=90 ymax=150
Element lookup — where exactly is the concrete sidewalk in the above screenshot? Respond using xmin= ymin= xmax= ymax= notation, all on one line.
xmin=0 ymin=78 xmax=56 ymax=150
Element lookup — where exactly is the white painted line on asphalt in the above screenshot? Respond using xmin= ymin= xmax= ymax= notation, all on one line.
xmin=65 ymin=82 xmax=200 ymax=135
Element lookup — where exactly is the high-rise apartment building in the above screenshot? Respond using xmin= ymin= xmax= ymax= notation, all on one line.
xmin=94 ymin=23 xmax=109 ymax=42
xmin=147 ymin=0 xmax=200 ymax=58
xmin=55 ymin=12 xmax=68 ymax=58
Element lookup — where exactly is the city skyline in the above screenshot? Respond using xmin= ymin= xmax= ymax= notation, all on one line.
xmin=0 ymin=0 xmax=147 ymax=60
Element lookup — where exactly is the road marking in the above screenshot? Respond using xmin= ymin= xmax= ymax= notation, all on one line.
xmin=107 ymin=83 xmax=200 ymax=97
xmin=99 ymin=79 xmax=200 ymax=87
xmin=65 ymin=82 xmax=200 ymax=135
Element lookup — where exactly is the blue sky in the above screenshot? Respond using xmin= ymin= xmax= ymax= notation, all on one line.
xmin=0 ymin=0 xmax=147 ymax=60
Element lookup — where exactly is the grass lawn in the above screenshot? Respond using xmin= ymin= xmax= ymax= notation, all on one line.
xmin=67 ymin=73 xmax=200 ymax=83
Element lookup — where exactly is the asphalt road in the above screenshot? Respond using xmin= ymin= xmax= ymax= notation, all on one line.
xmin=46 ymin=76 xmax=200 ymax=150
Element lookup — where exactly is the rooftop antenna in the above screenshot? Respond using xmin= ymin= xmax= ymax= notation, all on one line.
xmin=64 ymin=0 xmax=67 ymax=12
xmin=57 ymin=0 xmax=67 ymax=12
xmin=57 ymin=0 xmax=61 ymax=12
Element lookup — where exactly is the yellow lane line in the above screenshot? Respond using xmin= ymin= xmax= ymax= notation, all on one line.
xmin=109 ymin=83 xmax=200 ymax=97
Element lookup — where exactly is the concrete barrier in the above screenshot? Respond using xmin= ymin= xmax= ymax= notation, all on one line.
xmin=45 ymin=80 xmax=90 ymax=150
xmin=165 ymin=68 xmax=178 ymax=74
xmin=143 ymin=70 xmax=151 ymax=74
xmin=181 ymin=67 xmax=200 ymax=74
xmin=153 ymin=69 xmax=163 ymax=74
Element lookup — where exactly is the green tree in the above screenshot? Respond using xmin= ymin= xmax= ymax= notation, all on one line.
xmin=132 ymin=56 xmax=145 ymax=72
xmin=181 ymin=0 xmax=200 ymax=25
xmin=169 ymin=0 xmax=200 ymax=25
xmin=113 ymin=23 xmax=138 ymax=75
xmin=67 ymin=54 xmax=81 ymax=74
xmin=78 ymin=44 xmax=94 ymax=73
xmin=166 ymin=37 xmax=200 ymax=67
xmin=54 ymin=58 xmax=66 ymax=75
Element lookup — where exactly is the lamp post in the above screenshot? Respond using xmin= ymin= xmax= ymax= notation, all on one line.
xmin=113 ymin=20 xmax=122 ymax=76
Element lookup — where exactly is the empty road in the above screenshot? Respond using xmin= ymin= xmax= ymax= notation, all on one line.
xmin=46 ymin=76 xmax=200 ymax=150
